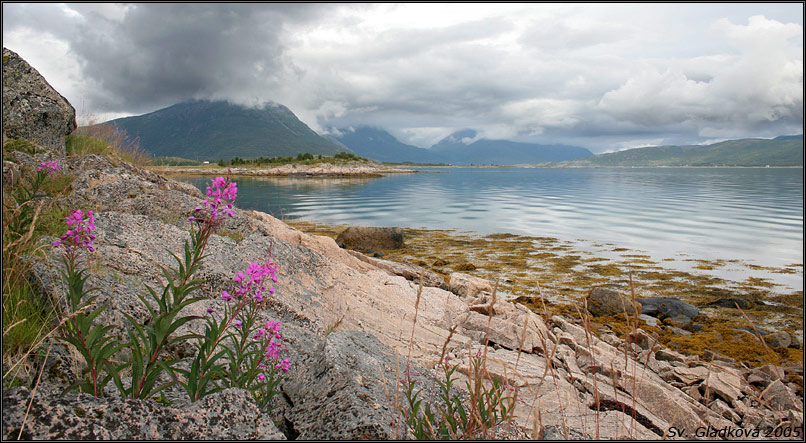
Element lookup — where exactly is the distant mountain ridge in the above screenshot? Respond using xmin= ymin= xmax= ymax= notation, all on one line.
xmin=101 ymin=100 xmax=347 ymax=160
xmin=429 ymin=129 xmax=594 ymax=165
xmin=332 ymin=127 xmax=594 ymax=165
xmin=328 ymin=126 xmax=448 ymax=164
xmin=563 ymin=135 xmax=803 ymax=167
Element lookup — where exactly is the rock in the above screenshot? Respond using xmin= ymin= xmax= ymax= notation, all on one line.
xmin=702 ymin=350 xmax=738 ymax=368
xmin=702 ymin=370 xmax=747 ymax=404
xmin=283 ymin=330 xmax=408 ymax=439
xmin=449 ymin=272 xmax=493 ymax=299
xmin=708 ymin=298 xmax=749 ymax=309
xmin=2 ymin=48 xmax=76 ymax=155
xmin=638 ymin=313 xmax=658 ymax=327
xmin=432 ymin=259 xmax=448 ymax=267
xmin=668 ymin=366 xmax=710 ymax=385
xmin=764 ymin=331 xmax=792 ymax=348
xmin=3 ymin=160 xmax=21 ymax=187
xmin=756 ymin=364 xmax=787 ymax=382
xmin=454 ymin=262 xmax=476 ymax=271
xmin=637 ymin=296 xmax=698 ymax=322
xmin=709 ymin=398 xmax=741 ymax=423
xmin=372 ymin=251 xmax=385 ymax=258
xmin=1 ymin=386 xmax=285 ymax=440
xmin=761 ymin=380 xmax=803 ymax=412
xmin=655 ymin=348 xmax=686 ymax=363
xmin=335 ymin=226 xmax=404 ymax=251
xmin=629 ymin=328 xmax=658 ymax=351
xmin=586 ymin=287 xmax=640 ymax=317
xmin=347 ymin=250 xmax=449 ymax=290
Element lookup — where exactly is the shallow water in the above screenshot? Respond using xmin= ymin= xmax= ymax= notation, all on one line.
xmin=180 ymin=167 xmax=803 ymax=291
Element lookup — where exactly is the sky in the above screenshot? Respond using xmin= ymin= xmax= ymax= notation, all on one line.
xmin=2 ymin=2 xmax=803 ymax=153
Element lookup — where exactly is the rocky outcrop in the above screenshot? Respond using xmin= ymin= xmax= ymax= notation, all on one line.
xmin=336 ymin=226 xmax=405 ymax=252
xmin=2 ymin=48 xmax=76 ymax=155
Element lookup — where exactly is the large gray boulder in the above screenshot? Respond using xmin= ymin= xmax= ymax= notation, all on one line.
xmin=2 ymin=47 xmax=76 ymax=154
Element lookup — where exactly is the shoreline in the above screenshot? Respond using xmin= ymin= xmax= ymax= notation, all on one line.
xmin=152 ymin=162 xmax=419 ymax=177
xmin=285 ymin=219 xmax=804 ymax=367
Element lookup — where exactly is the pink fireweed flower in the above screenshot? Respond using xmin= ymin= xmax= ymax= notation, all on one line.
xmin=53 ymin=209 xmax=96 ymax=253
xmin=275 ymin=358 xmax=290 ymax=373
xmin=265 ymin=340 xmax=281 ymax=360
xmin=265 ymin=321 xmax=282 ymax=333
xmin=221 ymin=290 xmax=232 ymax=301
xmin=234 ymin=320 xmax=242 ymax=328
xmin=253 ymin=328 xmax=266 ymax=340
xmin=257 ymin=373 xmax=266 ymax=381
xmin=228 ymin=258 xmax=279 ymax=303
xmin=192 ymin=176 xmax=237 ymax=227
xmin=37 ymin=160 xmax=61 ymax=175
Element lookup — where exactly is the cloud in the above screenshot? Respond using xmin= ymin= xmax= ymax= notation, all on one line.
xmin=2 ymin=3 xmax=802 ymax=152
xmin=596 ymin=15 xmax=802 ymax=140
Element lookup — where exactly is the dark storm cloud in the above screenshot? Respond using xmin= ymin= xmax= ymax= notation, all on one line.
xmin=44 ymin=3 xmax=333 ymax=113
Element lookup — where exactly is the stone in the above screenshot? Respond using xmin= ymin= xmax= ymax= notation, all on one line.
xmin=586 ymin=287 xmax=640 ymax=317
xmin=708 ymin=298 xmax=749 ymax=309
xmin=764 ymin=331 xmax=792 ymax=348
xmin=629 ymin=328 xmax=658 ymax=351
xmin=670 ymin=366 xmax=710 ymax=385
xmin=683 ymin=386 xmax=703 ymax=402
xmin=761 ymin=380 xmax=803 ymax=412
xmin=3 ymin=48 xmax=76 ymax=155
xmin=638 ymin=313 xmax=658 ymax=327
xmin=709 ymin=398 xmax=741 ymax=423
xmin=756 ymin=364 xmax=786 ymax=382
xmin=335 ymin=226 xmax=404 ymax=251
xmin=372 ymin=251 xmax=385 ymax=258
xmin=1 ymin=386 xmax=285 ymax=440
xmin=637 ymin=296 xmax=698 ymax=320
xmin=655 ymin=348 xmax=686 ymax=363
xmin=449 ymin=272 xmax=493 ymax=299
xmin=347 ymin=250 xmax=449 ymax=290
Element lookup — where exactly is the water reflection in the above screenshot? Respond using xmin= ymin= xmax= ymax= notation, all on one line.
xmin=179 ymin=168 xmax=804 ymax=272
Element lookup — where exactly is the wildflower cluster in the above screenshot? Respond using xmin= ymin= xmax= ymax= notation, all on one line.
xmin=53 ymin=209 xmax=96 ymax=253
xmin=224 ymin=259 xmax=279 ymax=303
xmin=52 ymin=208 xmax=121 ymax=397
xmin=191 ymin=175 xmax=237 ymax=224
xmin=37 ymin=160 xmax=62 ymax=174
xmin=51 ymin=175 xmax=291 ymax=408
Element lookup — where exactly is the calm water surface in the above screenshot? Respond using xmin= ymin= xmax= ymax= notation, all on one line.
xmin=181 ymin=168 xmax=803 ymax=288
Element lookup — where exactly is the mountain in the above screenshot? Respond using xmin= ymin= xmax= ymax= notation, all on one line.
xmin=100 ymin=100 xmax=347 ymax=160
xmin=563 ymin=135 xmax=804 ymax=167
xmin=329 ymin=126 xmax=448 ymax=164
xmin=430 ymin=129 xmax=594 ymax=165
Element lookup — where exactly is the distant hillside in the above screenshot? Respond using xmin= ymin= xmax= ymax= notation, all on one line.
xmin=100 ymin=100 xmax=347 ymax=160
xmin=329 ymin=126 xmax=448 ymax=164
xmin=564 ymin=136 xmax=803 ymax=167
xmin=430 ymin=129 xmax=593 ymax=165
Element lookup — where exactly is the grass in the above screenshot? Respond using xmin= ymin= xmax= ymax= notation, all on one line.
xmin=67 ymin=123 xmax=153 ymax=167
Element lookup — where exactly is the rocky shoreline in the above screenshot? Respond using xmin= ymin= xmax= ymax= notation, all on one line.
xmin=3 ymin=47 xmax=804 ymax=440
xmin=154 ymin=162 xmax=418 ymax=178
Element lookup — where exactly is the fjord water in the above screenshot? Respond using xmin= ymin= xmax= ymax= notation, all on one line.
xmin=182 ymin=167 xmax=803 ymax=286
